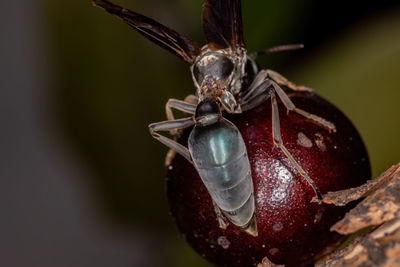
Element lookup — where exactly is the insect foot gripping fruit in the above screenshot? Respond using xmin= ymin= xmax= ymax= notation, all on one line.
xmin=166 ymin=92 xmax=371 ymax=267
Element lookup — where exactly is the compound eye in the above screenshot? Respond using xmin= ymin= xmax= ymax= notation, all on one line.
xmin=242 ymin=57 xmax=259 ymax=90
xmin=193 ymin=53 xmax=234 ymax=85
xmin=193 ymin=61 xmax=204 ymax=85
xmin=217 ymin=55 xmax=234 ymax=80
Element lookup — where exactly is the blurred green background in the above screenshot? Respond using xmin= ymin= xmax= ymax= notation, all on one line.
xmin=1 ymin=0 xmax=399 ymax=266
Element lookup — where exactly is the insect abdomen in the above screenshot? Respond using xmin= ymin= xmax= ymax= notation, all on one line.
xmin=188 ymin=118 xmax=254 ymax=227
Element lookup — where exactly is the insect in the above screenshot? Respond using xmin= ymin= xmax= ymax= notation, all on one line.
xmin=93 ymin=0 xmax=335 ymax=236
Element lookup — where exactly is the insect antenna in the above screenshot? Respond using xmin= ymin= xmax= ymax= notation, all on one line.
xmin=249 ymin=44 xmax=304 ymax=60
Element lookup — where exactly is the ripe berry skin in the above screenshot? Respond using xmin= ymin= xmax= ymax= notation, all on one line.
xmin=166 ymin=92 xmax=371 ymax=266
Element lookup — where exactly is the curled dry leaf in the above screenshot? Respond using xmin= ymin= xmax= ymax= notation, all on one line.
xmin=317 ymin=162 xmax=400 ymax=266
xmin=317 ymin=219 xmax=400 ymax=267
xmin=330 ymin=163 xmax=400 ymax=234
xmin=319 ymin=164 xmax=399 ymax=207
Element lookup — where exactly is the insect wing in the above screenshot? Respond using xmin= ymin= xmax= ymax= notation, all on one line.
xmin=202 ymin=0 xmax=245 ymax=50
xmin=93 ymin=0 xmax=200 ymax=63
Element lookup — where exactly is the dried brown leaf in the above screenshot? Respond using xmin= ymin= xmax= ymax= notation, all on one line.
xmin=317 ymin=219 xmax=400 ymax=267
xmin=316 ymin=163 xmax=400 ymax=266
xmin=320 ymin=164 xmax=400 ymax=206
xmin=331 ymin=164 xmax=400 ymax=234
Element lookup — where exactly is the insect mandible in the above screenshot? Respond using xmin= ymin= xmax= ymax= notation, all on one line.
xmin=93 ymin=0 xmax=336 ymax=236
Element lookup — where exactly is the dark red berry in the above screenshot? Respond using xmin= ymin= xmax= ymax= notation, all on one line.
xmin=166 ymin=92 xmax=371 ymax=266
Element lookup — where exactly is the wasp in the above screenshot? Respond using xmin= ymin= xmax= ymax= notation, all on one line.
xmin=93 ymin=0 xmax=335 ymax=236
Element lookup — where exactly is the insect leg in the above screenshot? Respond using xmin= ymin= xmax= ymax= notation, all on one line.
xmin=270 ymin=91 xmax=322 ymax=201
xmin=183 ymin=94 xmax=199 ymax=105
xmin=270 ymin=81 xmax=336 ymax=132
xmin=266 ymin=69 xmax=313 ymax=92
xmin=241 ymin=70 xmax=270 ymax=103
xmin=165 ymin=98 xmax=196 ymax=121
xmin=164 ymin=97 xmax=197 ymax=164
xmin=240 ymin=70 xmax=273 ymax=111
xmin=149 ymin=117 xmax=195 ymax=165
xmin=212 ymin=201 xmax=228 ymax=230
xmin=240 ymin=92 xmax=270 ymax=111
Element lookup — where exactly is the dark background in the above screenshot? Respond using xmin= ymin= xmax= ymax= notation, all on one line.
xmin=1 ymin=0 xmax=399 ymax=266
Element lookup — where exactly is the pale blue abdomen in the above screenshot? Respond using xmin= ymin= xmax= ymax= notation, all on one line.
xmin=188 ymin=118 xmax=254 ymax=227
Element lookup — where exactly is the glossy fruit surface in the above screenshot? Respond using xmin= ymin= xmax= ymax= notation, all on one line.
xmin=166 ymin=92 xmax=371 ymax=266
